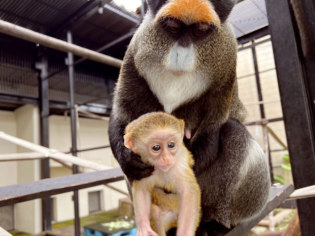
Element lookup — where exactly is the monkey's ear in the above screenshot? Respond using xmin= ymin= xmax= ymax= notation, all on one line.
xmin=179 ymin=120 xmax=185 ymax=131
xmin=211 ymin=0 xmax=237 ymax=22
xmin=146 ymin=0 xmax=167 ymax=14
xmin=123 ymin=134 xmax=134 ymax=150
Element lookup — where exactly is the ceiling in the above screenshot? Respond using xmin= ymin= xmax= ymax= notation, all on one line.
xmin=0 ymin=0 xmax=269 ymax=114
xmin=229 ymin=0 xmax=268 ymax=38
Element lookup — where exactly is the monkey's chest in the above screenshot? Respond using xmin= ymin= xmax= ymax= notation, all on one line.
xmin=145 ymin=70 xmax=209 ymax=113
xmin=151 ymin=172 xmax=176 ymax=188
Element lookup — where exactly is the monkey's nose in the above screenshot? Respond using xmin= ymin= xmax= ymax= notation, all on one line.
xmin=178 ymin=37 xmax=191 ymax=48
xmin=166 ymin=42 xmax=195 ymax=72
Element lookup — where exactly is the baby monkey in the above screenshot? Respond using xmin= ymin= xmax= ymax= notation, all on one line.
xmin=124 ymin=112 xmax=201 ymax=236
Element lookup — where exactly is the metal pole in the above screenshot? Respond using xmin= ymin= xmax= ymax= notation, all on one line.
xmin=251 ymin=42 xmax=265 ymax=119
xmin=35 ymin=49 xmax=52 ymax=231
xmin=46 ymin=31 xmax=132 ymax=80
xmin=251 ymin=41 xmax=274 ymax=182
xmin=262 ymin=125 xmax=274 ymax=183
xmin=266 ymin=0 xmax=315 ymax=234
xmin=67 ymin=30 xmax=80 ymax=236
xmin=0 ymin=19 xmax=122 ymax=68
xmin=65 ymin=145 xmax=110 ymax=154
xmin=141 ymin=0 xmax=146 ymax=19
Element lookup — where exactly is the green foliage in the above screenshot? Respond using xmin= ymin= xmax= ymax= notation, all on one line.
xmin=52 ymin=209 xmax=120 ymax=229
xmin=281 ymin=154 xmax=291 ymax=171
xmin=283 ymin=154 xmax=290 ymax=163
xmin=274 ymin=154 xmax=291 ymax=185
xmin=9 ymin=231 xmax=30 ymax=236
xmin=274 ymin=175 xmax=285 ymax=185
xmin=281 ymin=163 xmax=291 ymax=171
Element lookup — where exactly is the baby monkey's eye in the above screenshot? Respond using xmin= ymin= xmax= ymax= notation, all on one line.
xmin=152 ymin=145 xmax=161 ymax=151
xmin=168 ymin=142 xmax=176 ymax=149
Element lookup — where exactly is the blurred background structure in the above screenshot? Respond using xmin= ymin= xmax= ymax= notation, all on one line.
xmin=0 ymin=0 xmax=314 ymax=235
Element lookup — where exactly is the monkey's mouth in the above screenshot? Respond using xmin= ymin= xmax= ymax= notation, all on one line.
xmin=171 ymin=70 xmax=185 ymax=76
xmin=159 ymin=165 xmax=173 ymax=172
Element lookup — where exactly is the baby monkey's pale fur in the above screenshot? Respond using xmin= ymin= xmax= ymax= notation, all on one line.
xmin=124 ymin=112 xmax=201 ymax=236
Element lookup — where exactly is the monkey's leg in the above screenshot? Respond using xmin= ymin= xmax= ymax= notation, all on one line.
xmin=195 ymin=119 xmax=270 ymax=229
xmin=151 ymin=204 xmax=177 ymax=236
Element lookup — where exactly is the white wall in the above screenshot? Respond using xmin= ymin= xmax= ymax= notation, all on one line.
xmin=49 ymin=115 xmax=128 ymax=222
xmin=0 ymin=111 xmax=17 ymax=231
xmin=0 ymin=109 xmax=128 ymax=227
xmin=0 ymin=106 xmax=42 ymax=234
xmin=14 ymin=105 xmax=42 ymax=234
xmin=0 ymin=110 xmax=17 ymax=187
xmin=237 ymin=37 xmax=292 ymax=184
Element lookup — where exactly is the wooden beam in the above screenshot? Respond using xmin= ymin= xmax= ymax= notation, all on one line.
xmin=0 ymin=131 xmax=111 ymax=171
xmin=0 ymin=152 xmax=46 ymax=161
xmin=0 ymin=132 xmax=128 ymax=196
xmin=266 ymin=126 xmax=288 ymax=150
xmin=0 ymin=168 xmax=124 ymax=207
xmin=0 ymin=19 xmax=122 ymax=68
xmin=289 ymin=185 xmax=315 ymax=200
xmin=0 ymin=227 xmax=11 ymax=236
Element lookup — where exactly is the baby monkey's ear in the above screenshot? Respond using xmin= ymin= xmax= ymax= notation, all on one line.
xmin=179 ymin=119 xmax=191 ymax=140
xmin=123 ymin=133 xmax=134 ymax=150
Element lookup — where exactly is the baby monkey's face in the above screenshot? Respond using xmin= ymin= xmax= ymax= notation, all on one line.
xmin=146 ymin=128 xmax=180 ymax=172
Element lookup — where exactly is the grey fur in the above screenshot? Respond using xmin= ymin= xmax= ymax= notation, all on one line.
xmin=109 ymin=0 xmax=270 ymax=233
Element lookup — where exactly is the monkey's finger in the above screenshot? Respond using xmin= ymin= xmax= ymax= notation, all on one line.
xmin=148 ymin=230 xmax=159 ymax=236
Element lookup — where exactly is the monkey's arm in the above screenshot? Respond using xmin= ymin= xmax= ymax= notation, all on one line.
xmin=189 ymin=129 xmax=220 ymax=174
xmin=133 ymin=181 xmax=158 ymax=236
xmin=175 ymin=172 xmax=201 ymax=236
xmin=109 ymin=116 xmax=154 ymax=182
xmin=109 ymin=52 xmax=164 ymax=182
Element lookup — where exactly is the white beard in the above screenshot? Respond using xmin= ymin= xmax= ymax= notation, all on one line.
xmin=143 ymin=43 xmax=210 ymax=113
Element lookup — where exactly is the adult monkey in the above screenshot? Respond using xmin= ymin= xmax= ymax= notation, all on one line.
xmin=109 ymin=0 xmax=270 ymax=234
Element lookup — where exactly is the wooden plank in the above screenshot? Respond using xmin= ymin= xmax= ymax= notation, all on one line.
xmin=0 ymin=131 xmax=111 ymax=171
xmin=0 ymin=168 xmax=124 ymax=207
xmin=225 ymin=184 xmax=294 ymax=236
xmin=289 ymin=185 xmax=315 ymax=200
xmin=266 ymin=126 xmax=288 ymax=150
xmin=0 ymin=152 xmax=46 ymax=161
xmin=0 ymin=227 xmax=12 ymax=236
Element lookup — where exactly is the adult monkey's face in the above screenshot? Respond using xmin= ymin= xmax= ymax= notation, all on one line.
xmin=133 ymin=0 xmax=238 ymax=83
xmin=129 ymin=0 xmax=238 ymax=113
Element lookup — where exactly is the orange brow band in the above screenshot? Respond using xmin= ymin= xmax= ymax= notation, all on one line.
xmin=156 ymin=0 xmax=220 ymax=26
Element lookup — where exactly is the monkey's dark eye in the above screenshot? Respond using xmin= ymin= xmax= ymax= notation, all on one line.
xmin=192 ymin=23 xmax=214 ymax=37
xmin=159 ymin=17 xmax=183 ymax=37
xmin=168 ymin=142 xmax=175 ymax=149
xmin=167 ymin=21 xmax=182 ymax=34
xmin=152 ymin=145 xmax=161 ymax=151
